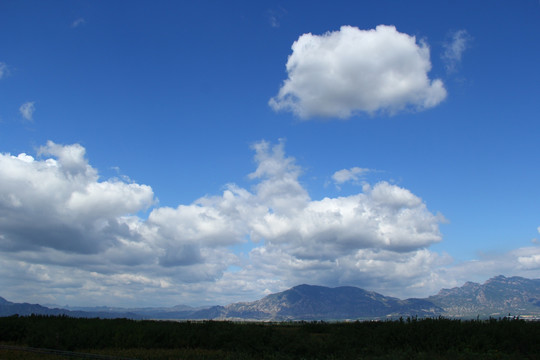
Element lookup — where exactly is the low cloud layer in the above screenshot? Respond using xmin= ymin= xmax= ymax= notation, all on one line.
xmin=0 ymin=141 xmax=536 ymax=306
xmin=269 ymin=25 xmax=447 ymax=119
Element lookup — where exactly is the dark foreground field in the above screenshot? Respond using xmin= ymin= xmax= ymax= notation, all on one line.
xmin=1 ymin=315 xmax=539 ymax=359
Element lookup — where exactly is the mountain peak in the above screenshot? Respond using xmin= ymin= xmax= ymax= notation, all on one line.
xmin=291 ymin=284 xmax=320 ymax=291
xmin=486 ymin=275 xmax=508 ymax=283
xmin=0 ymin=296 xmax=11 ymax=305
xmin=215 ymin=284 xmax=441 ymax=320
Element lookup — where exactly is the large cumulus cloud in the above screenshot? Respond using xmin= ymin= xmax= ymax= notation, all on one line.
xmin=0 ymin=141 xmax=154 ymax=254
xmin=269 ymin=25 xmax=447 ymax=119
xmin=0 ymin=140 xmax=455 ymax=306
xmin=250 ymin=182 xmax=442 ymax=257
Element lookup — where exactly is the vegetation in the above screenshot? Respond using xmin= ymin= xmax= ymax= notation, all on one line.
xmin=1 ymin=315 xmax=539 ymax=359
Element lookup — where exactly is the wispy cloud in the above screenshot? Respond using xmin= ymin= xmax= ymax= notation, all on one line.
xmin=267 ymin=7 xmax=286 ymax=28
xmin=19 ymin=101 xmax=35 ymax=121
xmin=268 ymin=14 xmax=279 ymax=28
xmin=0 ymin=62 xmax=7 ymax=79
xmin=442 ymin=29 xmax=471 ymax=73
xmin=332 ymin=167 xmax=371 ymax=188
xmin=269 ymin=25 xmax=446 ymax=119
xmin=71 ymin=18 xmax=86 ymax=28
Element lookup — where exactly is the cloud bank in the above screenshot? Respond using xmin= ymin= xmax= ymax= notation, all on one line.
xmin=0 ymin=141 xmax=536 ymax=306
xmin=269 ymin=25 xmax=447 ymax=119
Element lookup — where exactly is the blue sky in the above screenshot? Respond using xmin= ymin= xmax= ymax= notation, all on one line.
xmin=0 ymin=0 xmax=539 ymax=307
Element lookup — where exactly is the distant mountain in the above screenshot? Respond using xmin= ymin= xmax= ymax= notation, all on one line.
xmin=2 ymin=275 xmax=540 ymax=320
xmin=0 ymin=296 xmax=55 ymax=317
xmin=191 ymin=284 xmax=442 ymax=320
xmin=60 ymin=304 xmax=201 ymax=320
xmin=0 ymin=296 xmax=143 ymax=319
xmin=428 ymin=275 xmax=540 ymax=318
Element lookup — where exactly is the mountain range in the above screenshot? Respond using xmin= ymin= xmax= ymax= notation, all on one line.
xmin=2 ymin=275 xmax=540 ymax=320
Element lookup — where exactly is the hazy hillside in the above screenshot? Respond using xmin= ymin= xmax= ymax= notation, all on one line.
xmin=2 ymin=275 xmax=540 ymax=320
xmin=0 ymin=296 xmax=142 ymax=319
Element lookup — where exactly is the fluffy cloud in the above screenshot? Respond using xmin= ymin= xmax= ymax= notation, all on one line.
xmin=19 ymin=101 xmax=35 ymax=121
xmin=442 ymin=30 xmax=471 ymax=73
xmin=269 ymin=25 xmax=447 ymax=119
xmin=255 ymin=246 xmax=453 ymax=298
xmin=250 ymin=182 xmax=442 ymax=257
xmin=0 ymin=141 xmax=154 ymax=254
xmin=516 ymin=246 xmax=540 ymax=270
xmin=0 ymin=140 xmax=451 ymax=306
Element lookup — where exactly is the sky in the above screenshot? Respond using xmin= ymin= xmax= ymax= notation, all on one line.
xmin=0 ymin=0 xmax=539 ymax=308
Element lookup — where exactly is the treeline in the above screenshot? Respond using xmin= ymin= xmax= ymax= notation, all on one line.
xmin=1 ymin=315 xmax=540 ymax=359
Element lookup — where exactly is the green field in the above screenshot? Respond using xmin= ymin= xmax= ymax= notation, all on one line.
xmin=1 ymin=315 xmax=539 ymax=359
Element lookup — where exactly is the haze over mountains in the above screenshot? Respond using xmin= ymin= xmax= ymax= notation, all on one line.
xmin=2 ymin=276 xmax=539 ymax=321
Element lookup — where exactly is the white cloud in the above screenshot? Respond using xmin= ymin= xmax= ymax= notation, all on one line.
xmin=19 ymin=101 xmax=35 ymax=121
xmin=518 ymin=252 xmax=540 ymax=270
xmin=0 ymin=141 xmax=154 ymax=254
xmin=5 ymin=140 xmax=536 ymax=307
xmin=442 ymin=30 xmax=471 ymax=73
xmin=332 ymin=167 xmax=370 ymax=185
xmin=269 ymin=25 xmax=447 ymax=119
xmin=250 ymin=181 xmax=441 ymax=258
xmin=248 ymin=140 xmax=309 ymax=214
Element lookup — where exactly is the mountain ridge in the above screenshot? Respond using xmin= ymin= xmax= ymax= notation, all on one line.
xmin=428 ymin=275 xmax=540 ymax=318
xmin=204 ymin=284 xmax=442 ymax=320
xmin=2 ymin=275 xmax=539 ymax=320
